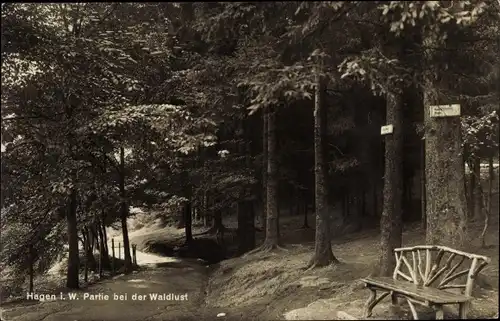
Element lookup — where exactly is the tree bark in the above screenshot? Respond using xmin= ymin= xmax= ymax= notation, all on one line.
xmin=262 ymin=108 xmax=268 ymax=232
xmin=487 ymin=155 xmax=494 ymax=219
xmin=277 ymin=198 xmax=281 ymax=238
xmin=342 ymin=191 xmax=349 ymax=219
xmin=480 ymin=156 xmax=494 ymax=248
xmin=351 ymin=184 xmax=363 ymax=232
xmin=308 ymin=70 xmax=337 ymax=268
xmin=96 ymin=221 xmax=110 ymax=269
xmin=302 ymin=191 xmax=310 ymax=228
xmin=84 ymin=227 xmax=97 ymax=272
xmin=365 ymin=180 xmax=376 ymax=218
xmin=83 ymin=230 xmax=88 ymax=283
xmin=212 ymin=207 xmax=223 ymax=231
xmin=262 ymin=108 xmax=280 ymax=247
xmin=289 ymin=185 xmax=294 ymax=217
xmin=184 ymin=201 xmax=193 ymax=244
xmin=295 ymin=191 xmax=301 ymax=216
xmin=466 ymin=161 xmax=474 ymax=218
xmin=119 ymin=146 xmax=133 ymax=273
xmin=178 ymin=205 xmax=186 ymax=228
xmin=472 ymin=157 xmax=483 ymax=220
xmin=203 ymin=191 xmax=210 ymax=227
xmin=28 ymin=244 xmax=34 ymax=293
xmin=88 ymin=227 xmax=97 ymax=269
xmin=66 ymin=188 xmax=79 ymax=289
xmin=422 ymin=29 xmax=467 ymax=249
xmin=237 ymin=200 xmax=255 ymax=254
xmin=237 ymin=117 xmax=256 ymax=254
xmin=93 ymin=227 xmax=100 ymax=261
xmin=378 ymin=90 xmax=403 ymax=276
xmin=421 ymin=141 xmax=426 ymax=230
xmin=101 ymin=214 xmax=109 ymax=258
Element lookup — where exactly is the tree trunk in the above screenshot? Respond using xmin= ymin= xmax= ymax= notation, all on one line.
xmin=351 ymin=184 xmax=363 ymax=231
xmin=480 ymin=156 xmax=494 ymax=248
xmin=119 ymin=146 xmax=133 ymax=273
xmin=472 ymin=157 xmax=483 ymax=220
xmin=237 ymin=200 xmax=255 ymax=254
xmin=178 ymin=206 xmax=186 ymax=228
xmin=302 ymin=191 xmax=310 ymax=228
xmin=373 ymin=185 xmax=379 ymax=217
xmin=467 ymin=161 xmax=474 ymax=218
xmin=66 ymin=188 xmax=79 ymax=289
xmin=378 ymin=90 xmax=403 ymax=276
xmin=89 ymin=226 xmax=95 ymax=253
xmin=86 ymin=228 xmax=97 ymax=271
xmin=28 ymin=244 xmax=34 ymax=293
xmin=212 ymin=207 xmax=223 ymax=231
xmin=83 ymin=230 xmax=88 ymax=283
xmin=295 ymin=191 xmax=301 ymax=216
xmin=101 ymin=215 xmax=109 ymax=258
xmin=342 ymin=191 xmax=349 ymax=219
xmin=203 ymin=191 xmax=210 ymax=227
xmin=96 ymin=221 xmax=110 ymax=269
xmin=184 ymin=201 xmax=193 ymax=244
xmin=262 ymin=108 xmax=268 ymax=232
xmin=263 ymin=108 xmax=280 ymax=247
xmin=487 ymin=155 xmax=494 ymax=218
xmin=289 ymin=185 xmax=294 ymax=217
xmin=303 ymin=201 xmax=309 ymax=228
xmin=421 ymin=141 xmax=426 ymax=230
xmin=364 ymin=180 xmax=376 ymax=218
xmin=237 ymin=117 xmax=256 ymax=254
xmin=403 ymin=171 xmax=413 ymax=222
xmin=361 ymin=185 xmax=367 ymax=219
xmin=422 ymin=29 xmax=467 ymax=249
xmin=93 ymin=227 xmax=100 ymax=260
xmin=308 ymin=70 xmax=337 ymax=268
xmin=277 ymin=198 xmax=281 ymax=238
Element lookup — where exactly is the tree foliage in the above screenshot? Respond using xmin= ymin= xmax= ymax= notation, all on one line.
xmin=1 ymin=1 xmax=499 ymax=290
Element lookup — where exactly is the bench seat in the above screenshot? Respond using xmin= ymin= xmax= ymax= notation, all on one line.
xmin=360 ymin=246 xmax=490 ymax=319
xmin=362 ymin=276 xmax=471 ymax=304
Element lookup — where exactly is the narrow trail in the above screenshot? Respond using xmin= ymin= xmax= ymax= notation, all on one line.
xmin=107 ymin=239 xmax=178 ymax=266
xmin=2 ymin=260 xmax=212 ymax=321
xmin=2 ymin=227 xmax=220 ymax=321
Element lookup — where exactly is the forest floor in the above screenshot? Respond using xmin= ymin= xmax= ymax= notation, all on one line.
xmin=203 ymin=166 xmax=499 ymax=320
xmin=1 ymin=170 xmax=498 ymax=320
xmin=1 ymin=213 xmax=498 ymax=321
xmin=205 ymin=216 xmax=499 ymax=320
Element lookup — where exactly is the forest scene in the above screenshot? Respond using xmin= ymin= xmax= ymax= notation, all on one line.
xmin=1 ymin=2 xmax=499 ymax=320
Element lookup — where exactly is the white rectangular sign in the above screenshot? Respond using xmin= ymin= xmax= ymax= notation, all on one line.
xmin=430 ymin=104 xmax=461 ymax=117
xmin=381 ymin=124 xmax=394 ymax=135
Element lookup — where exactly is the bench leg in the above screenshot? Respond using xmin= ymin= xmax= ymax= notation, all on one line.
xmin=459 ymin=302 xmax=468 ymax=319
xmin=405 ymin=298 xmax=419 ymax=320
xmin=434 ymin=305 xmax=444 ymax=320
xmin=364 ymin=289 xmax=376 ymax=318
xmin=391 ymin=291 xmax=398 ymax=305
xmin=364 ymin=288 xmax=389 ymax=318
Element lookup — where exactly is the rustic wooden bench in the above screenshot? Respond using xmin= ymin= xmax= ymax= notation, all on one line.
xmin=361 ymin=245 xmax=490 ymax=319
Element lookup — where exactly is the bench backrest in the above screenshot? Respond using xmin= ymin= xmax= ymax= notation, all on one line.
xmin=393 ymin=245 xmax=490 ymax=297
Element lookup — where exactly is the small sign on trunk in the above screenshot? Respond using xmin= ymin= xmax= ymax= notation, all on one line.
xmin=430 ymin=104 xmax=461 ymax=117
xmin=381 ymin=124 xmax=394 ymax=135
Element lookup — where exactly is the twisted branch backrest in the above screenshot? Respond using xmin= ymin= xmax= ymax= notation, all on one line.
xmin=393 ymin=246 xmax=491 ymax=297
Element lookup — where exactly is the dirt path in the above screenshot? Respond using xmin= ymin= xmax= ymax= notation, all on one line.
xmin=2 ymin=224 xmax=235 ymax=321
xmin=2 ymin=260 xmax=215 ymax=321
xmin=107 ymin=240 xmax=179 ymax=266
